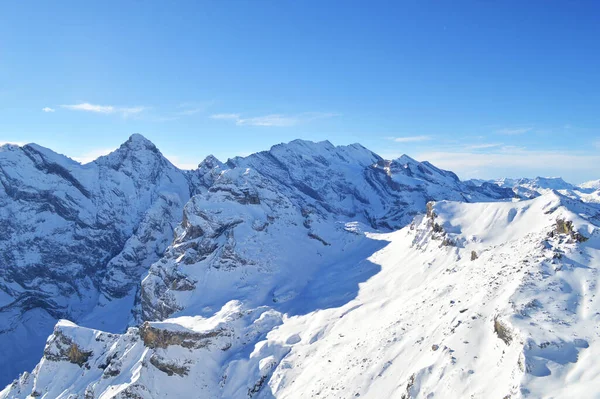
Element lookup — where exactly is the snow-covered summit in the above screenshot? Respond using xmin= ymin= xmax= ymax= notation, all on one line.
xmin=580 ymin=179 xmax=600 ymax=190
xmin=467 ymin=176 xmax=600 ymax=204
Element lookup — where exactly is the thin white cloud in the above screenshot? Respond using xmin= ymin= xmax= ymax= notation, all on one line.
xmin=120 ymin=106 xmax=146 ymax=117
xmin=178 ymin=108 xmax=204 ymax=116
xmin=496 ymin=127 xmax=532 ymax=135
xmin=61 ymin=103 xmax=115 ymax=113
xmin=211 ymin=112 xmax=339 ymax=127
xmin=464 ymin=143 xmax=503 ymax=150
xmin=392 ymin=135 xmax=431 ymax=143
xmin=60 ymin=102 xmax=146 ymax=118
xmin=149 ymin=115 xmax=181 ymax=122
xmin=177 ymin=101 xmax=215 ymax=116
xmin=210 ymin=113 xmax=241 ymax=120
xmin=42 ymin=107 xmax=55 ymax=113
xmin=237 ymin=114 xmax=297 ymax=127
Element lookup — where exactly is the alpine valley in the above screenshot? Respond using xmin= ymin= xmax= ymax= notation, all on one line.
xmin=1 ymin=135 xmax=600 ymax=398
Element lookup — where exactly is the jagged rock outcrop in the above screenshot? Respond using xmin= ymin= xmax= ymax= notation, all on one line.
xmin=1 ymin=302 xmax=284 ymax=398
xmin=552 ymin=218 xmax=589 ymax=242
xmin=139 ymin=321 xmax=229 ymax=350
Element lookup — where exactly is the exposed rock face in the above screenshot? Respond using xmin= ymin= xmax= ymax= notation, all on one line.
xmin=553 ymin=218 xmax=589 ymax=242
xmin=149 ymin=354 xmax=190 ymax=376
xmin=423 ymin=201 xmax=456 ymax=247
xmin=43 ymin=328 xmax=93 ymax=366
xmin=494 ymin=316 xmax=513 ymax=345
xmin=2 ymin=303 xmax=284 ymax=398
xmin=139 ymin=321 xmax=229 ymax=350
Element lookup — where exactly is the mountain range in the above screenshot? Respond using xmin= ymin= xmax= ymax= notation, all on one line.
xmin=1 ymin=135 xmax=599 ymax=398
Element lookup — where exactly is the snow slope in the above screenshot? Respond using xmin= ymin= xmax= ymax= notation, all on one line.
xmin=139 ymin=140 xmax=514 ymax=324
xmin=4 ymin=191 xmax=600 ymax=398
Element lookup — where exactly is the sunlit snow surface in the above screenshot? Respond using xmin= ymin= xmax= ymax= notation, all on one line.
xmin=3 ymin=191 xmax=600 ymax=398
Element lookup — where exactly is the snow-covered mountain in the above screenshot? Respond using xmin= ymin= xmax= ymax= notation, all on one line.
xmin=467 ymin=176 xmax=600 ymax=204
xmin=579 ymin=179 xmax=600 ymax=190
xmin=0 ymin=134 xmax=190 ymax=386
xmin=2 ymin=135 xmax=599 ymax=398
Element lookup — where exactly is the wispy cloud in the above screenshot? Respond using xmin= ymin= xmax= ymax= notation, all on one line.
xmin=177 ymin=101 xmax=215 ymax=116
xmin=120 ymin=106 xmax=146 ymax=117
xmin=237 ymin=114 xmax=298 ymax=127
xmin=496 ymin=127 xmax=532 ymax=135
xmin=210 ymin=113 xmax=241 ymax=120
xmin=42 ymin=107 xmax=55 ymax=113
xmin=178 ymin=108 xmax=204 ymax=116
xmin=391 ymin=135 xmax=431 ymax=143
xmin=61 ymin=103 xmax=115 ymax=113
xmin=60 ymin=102 xmax=146 ymax=118
xmin=210 ymin=112 xmax=339 ymax=127
xmin=464 ymin=143 xmax=503 ymax=150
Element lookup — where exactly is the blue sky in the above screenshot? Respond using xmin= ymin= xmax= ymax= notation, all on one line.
xmin=1 ymin=1 xmax=599 ymax=182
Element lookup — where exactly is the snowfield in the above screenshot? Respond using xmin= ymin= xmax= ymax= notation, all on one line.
xmin=3 ymin=192 xmax=600 ymax=398
xmin=2 ymin=136 xmax=600 ymax=398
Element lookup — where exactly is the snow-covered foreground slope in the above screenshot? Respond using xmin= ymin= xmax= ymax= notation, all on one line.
xmin=265 ymin=192 xmax=600 ymax=398
xmin=4 ymin=191 xmax=600 ymax=398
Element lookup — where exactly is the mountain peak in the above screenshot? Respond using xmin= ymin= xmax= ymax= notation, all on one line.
xmin=99 ymin=134 xmax=161 ymax=161
xmin=394 ymin=154 xmax=418 ymax=164
xmin=272 ymin=139 xmax=335 ymax=153
xmin=92 ymin=133 xmax=177 ymax=177
xmin=198 ymin=154 xmax=223 ymax=170
xmin=269 ymin=139 xmax=380 ymax=166
xmin=0 ymin=142 xmax=23 ymax=151
xmin=580 ymin=179 xmax=600 ymax=190
xmin=122 ymin=133 xmax=157 ymax=151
